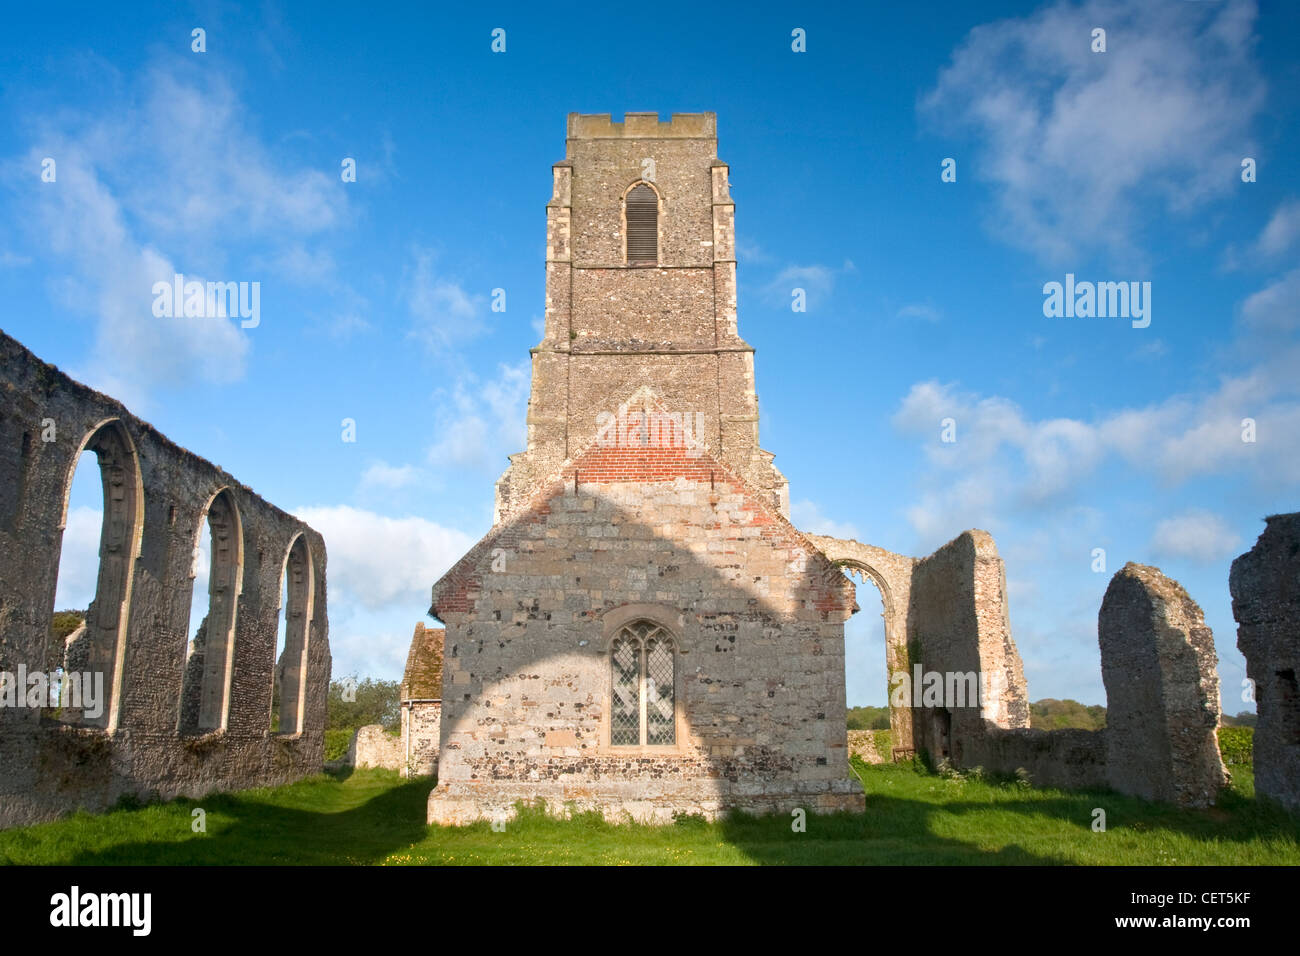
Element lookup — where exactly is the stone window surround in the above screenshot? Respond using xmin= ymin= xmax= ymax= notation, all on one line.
xmin=620 ymin=178 xmax=664 ymax=268
xmin=597 ymin=603 xmax=690 ymax=755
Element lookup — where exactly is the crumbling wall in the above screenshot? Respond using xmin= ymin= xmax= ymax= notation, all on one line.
xmin=0 ymin=330 xmax=331 ymax=828
xmin=402 ymin=701 xmax=440 ymax=778
xmin=847 ymin=729 xmax=886 ymax=765
xmin=1231 ymin=513 xmax=1300 ymax=813
xmin=806 ymin=535 xmax=917 ymax=758
xmin=966 ymin=727 xmax=1107 ymax=790
xmin=348 ymin=724 xmax=403 ymax=771
xmin=905 ymin=530 xmax=1030 ymax=764
xmin=1100 ymin=563 xmax=1227 ymax=808
xmin=428 ymin=424 xmax=863 ymax=825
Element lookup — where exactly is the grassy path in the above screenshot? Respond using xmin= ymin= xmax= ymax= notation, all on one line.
xmin=2 ymin=762 xmax=1296 ymax=865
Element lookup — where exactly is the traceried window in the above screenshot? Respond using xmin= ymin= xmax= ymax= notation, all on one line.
xmin=610 ymin=620 xmax=676 ymax=746
xmin=625 ymin=183 xmax=658 ymax=265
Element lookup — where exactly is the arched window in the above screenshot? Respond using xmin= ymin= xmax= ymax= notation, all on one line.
xmin=610 ymin=620 xmax=676 ymax=746
xmin=625 ymin=183 xmax=658 ymax=265
xmin=49 ymin=419 xmax=142 ymax=731
xmin=272 ymin=534 xmax=313 ymax=734
xmin=179 ymin=488 xmax=242 ymax=734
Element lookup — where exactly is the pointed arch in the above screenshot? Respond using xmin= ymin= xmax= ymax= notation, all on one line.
xmin=273 ymin=533 xmax=314 ymax=734
xmin=179 ymin=487 xmax=243 ymax=733
xmin=51 ymin=418 xmax=144 ymax=731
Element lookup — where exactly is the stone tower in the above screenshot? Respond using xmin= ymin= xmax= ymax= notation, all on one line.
xmin=494 ymin=111 xmax=788 ymax=524
xmin=427 ymin=112 xmax=861 ymax=825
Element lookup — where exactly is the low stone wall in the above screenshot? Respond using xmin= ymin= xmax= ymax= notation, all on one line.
xmin=348 ymin=725 xmax=403 ymax=771
xmin=962 ymin=726 xmax=1108 ymax=790
xmin=847 ymin=729 xmax=886 ymax=764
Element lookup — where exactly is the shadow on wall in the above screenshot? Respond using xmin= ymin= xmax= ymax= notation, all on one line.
xmin=426 ymin=441 xmax=865 ymax=825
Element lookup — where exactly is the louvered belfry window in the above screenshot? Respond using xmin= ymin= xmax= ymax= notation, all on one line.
xmin=625 ymin=183 xmax=658 ymax=265
xmin=610 ymin=621 xmax=676 ymax=746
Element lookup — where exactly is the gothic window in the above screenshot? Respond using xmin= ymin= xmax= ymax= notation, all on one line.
xmin=625 ymin=183 xmax=658 ymax=265
xmin=609 ymin=620 xmax=676 ymax=746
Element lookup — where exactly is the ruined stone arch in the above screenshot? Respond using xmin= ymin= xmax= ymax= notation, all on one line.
xmin=621 ymin=179 xmax=662 ymax=266
xmin=805 ymin=535 xmax=919 ymax=758
xmin=179 ymin=487 xmax=243 ymax=734
xmin=273 ymin=533 xmax=315 ymax=734
xmin=52 ymin=418 xmax=144 ymax=732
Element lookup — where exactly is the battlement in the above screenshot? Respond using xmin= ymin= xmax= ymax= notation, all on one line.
xmin=567 ymin=111 xmax=716 ymax=139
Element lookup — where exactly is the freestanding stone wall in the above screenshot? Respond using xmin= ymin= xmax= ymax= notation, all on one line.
xmin=1099 ymin=563 xmax=1226 ymax=808
xmin=905 ymin=530 xmax=1031 ymax=764
xmin=0 ymin=330 xmax=331 ymax=828
xmin=347 ymin=725 xmax=403 ymax=771
xmin=1231 ymin=513 xmax=1300 ymax=813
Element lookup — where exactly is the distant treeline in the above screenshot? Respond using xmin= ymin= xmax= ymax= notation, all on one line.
xmin=851 ymin=698 xmax=1257 ymax=732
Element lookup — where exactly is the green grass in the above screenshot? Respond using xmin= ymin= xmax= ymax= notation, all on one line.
xmin=2 ymin=760 xmax=1296 ymax=866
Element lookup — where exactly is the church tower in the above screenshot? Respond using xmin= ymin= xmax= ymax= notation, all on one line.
xmin=428 ymin=113 xmax=861 ymax=825
xmin=495 ymin=112 xmax=788 ymax=522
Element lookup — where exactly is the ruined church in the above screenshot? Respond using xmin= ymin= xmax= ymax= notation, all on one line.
xmin=422 ymin=112 xmax=1246 ymax=824
xmin=1 ymin=110 xmax=1293 ymax=831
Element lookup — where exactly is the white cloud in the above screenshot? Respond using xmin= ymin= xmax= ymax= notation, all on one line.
xmin=893 ymin=356 xmax=1300 ymax=547
xmin=1150 ymin=510 xmax=1242 ymax=564
xmin=762 ymin=263 xmax=840 ymax=310
xmin=293 ymin=505 xmax=475 ymax=611
xmin=1255 ymin=199 xmax=1300 ymax=257
xmin=8 ymin=59 xmax=354 ymax=400
xmin=427 ymin=362 xmax=529 ymax=471
xmin=406 ymin=247 xmax=484 ymax=351
xmin=359 ymin=460 xmax=419 ymax=490
xmin=53 ymin=506 xmax=102 ymax=611
xmin=790 ymin=500 xmax=861 ymax=541
xmin=922 ymin=0 xmax=1264 ymax=264
xmin=1239 ymin=269 xmax=1300 ymax=335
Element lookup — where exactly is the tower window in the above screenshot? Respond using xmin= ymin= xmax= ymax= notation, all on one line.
xmin=625 ymin=183 xmax=658 ymax=265
xmin=610 ymin=620 xmax=676 ymax=745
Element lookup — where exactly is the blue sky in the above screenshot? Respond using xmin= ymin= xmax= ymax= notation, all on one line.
xmin=3 ymin=0 xmax=1296 ymax=710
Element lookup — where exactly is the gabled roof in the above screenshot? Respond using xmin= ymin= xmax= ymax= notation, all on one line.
xmin=401 ymin=623 xmax=444 ymax=701
xmin=429 ymin=387 xmax=853 ymax=621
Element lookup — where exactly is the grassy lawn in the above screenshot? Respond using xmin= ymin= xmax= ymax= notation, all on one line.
xmin=2 ymin=759 xmax=1297 ymax=865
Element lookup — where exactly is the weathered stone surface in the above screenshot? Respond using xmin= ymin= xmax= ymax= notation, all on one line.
xmin=428 ymin=421 xmax=862 ymax=824
xmin=427 ymin=113 xmax=859 ymax=825
xmin=348 ymin=724 xmax=403 ymax=770
xmin=0 ymin=330 xmax=331 ymax=828
xmin=494 ymin=112 xmax=787 ymax=526
xmin=847 ymin=729 xmax=886 ymax=764
xmin=906 ymin=530 xmax=1031 ymax=763
xmin=400 ymin=622 xmax=442 ymax=778
xmin=1100 ymin=562 xmax=1227 ymax=808
xmin=1231 ymin=513 xmax=1300 ymax=812
xmin=965 ymin=727 xmax=1107 ymax=790
xmin=807 ymin=536 xmax=918 ymax=757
